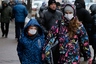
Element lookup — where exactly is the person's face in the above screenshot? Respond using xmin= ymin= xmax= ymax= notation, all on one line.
xmin=29 ymin=26 xmax=37 ymax=30
xmin=10 ymin=0 xmax=12 ymax=2
xmin=49 ymin=3 xmax=56 ymax=10
xmin=65 ymin=11 xmax=73 ymax=14
xmin=4 ymin=4 xmax=7 ymax=7
xmin=22 ymin=0 xmax=24 ymax=3
xmin=45 ymin=5 xmax=47 ymax=7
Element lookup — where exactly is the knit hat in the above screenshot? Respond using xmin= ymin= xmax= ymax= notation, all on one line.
xmin=48 ymin=0 xmax=56 ymax=6
xmin=56 ymin=2 xmax=60 ymax=6
xmin=64 ymin=5 xmax=74 ymax=14
xmin=42 ymin=2 xmax=46 ymax=6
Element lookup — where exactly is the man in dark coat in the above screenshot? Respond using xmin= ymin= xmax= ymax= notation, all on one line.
xmin=41 ymin=0 xmax=63 ymax=38
xmin=74 ymin=0 xmax=92 ymax=61
xmin=0 ymin=1 xmax=12 ymax=38
xmin=74 ymin=0 xmax=92 ymax=32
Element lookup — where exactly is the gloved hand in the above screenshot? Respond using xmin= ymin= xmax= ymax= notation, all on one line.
xmin=42 ymin=53 xmax=45 ymax=60
xmin=88 ymin=58 xmax=92 ymax=64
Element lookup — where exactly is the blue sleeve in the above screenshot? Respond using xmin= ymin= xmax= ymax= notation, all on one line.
xmin=24 ymin=7 xmax=28 ymax=17
xmin=17 ymin=39 xmax=23 ymax=63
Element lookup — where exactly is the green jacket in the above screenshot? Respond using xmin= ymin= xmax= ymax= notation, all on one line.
xmin=0 ymin=1 xmax=12 ymax=23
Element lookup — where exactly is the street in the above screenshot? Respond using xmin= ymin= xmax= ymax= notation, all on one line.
xmin=0 ymin=22 xmax=20 ymax=64
xmin=0 ymin=22 xmax=94 ymax=64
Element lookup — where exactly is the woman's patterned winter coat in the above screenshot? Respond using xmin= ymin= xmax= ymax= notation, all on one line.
xmin=17 ymin=19 xmax=45 ymax=64
xmin=43 ymin=19 xmax=91 ymax=64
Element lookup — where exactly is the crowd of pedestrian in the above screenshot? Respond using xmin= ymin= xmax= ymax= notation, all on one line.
xmin=1 ymin=0 xmax=96 ymax=64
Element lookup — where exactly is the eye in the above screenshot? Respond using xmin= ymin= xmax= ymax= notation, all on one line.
xmin=65 ymin=12 xmax=68 ymax=14
xmin=30 ymin=27 xmax=37 ymax=30
xmin=69 ymin=12 xmax=73 ymax=14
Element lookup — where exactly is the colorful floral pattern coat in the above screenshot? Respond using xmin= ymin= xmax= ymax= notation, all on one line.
xmin=43 ymin=20 xmax=91 ymax=64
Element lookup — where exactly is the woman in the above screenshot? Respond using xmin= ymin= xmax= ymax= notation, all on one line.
xmin=17 ymin=19 xmax=45 ymax=64
xmin=42 ymin=4 xmax=92 ymax=64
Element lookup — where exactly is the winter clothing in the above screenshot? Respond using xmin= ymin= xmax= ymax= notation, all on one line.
xmin=42 ymin=4 xmax=91 ymax=64
xmin=0 ymin=1 xmax=12 ymax=37
xmin=74 ymin=0 xmax=92 ymax=45
xmin=39 ymin=3 xmax=47 ymax=18
xmin=13 ymin=3 xmax=28 ymax=22
xmin=17 ymin=19 xmax=45 ymax=64
xmin=56 ymin=2 xmax=60 ymax=7
xmin=8 ymin=1 xmax=15 ymax=9
xmin=13 ymin=3 xmax=28 ymax=39
xmin=48 ymin=0 xmax=56 ymax=6
xmin=56 ymin=2 xmax=61 ymax=11
xmin=0 ymin=1 xmax=12 ymax=23
xmin=90 ymin=4 xmax=96 ymax=61
xmin=64 ymin=6 xmax=74 ymax=14
xmin=42 ymin=2 xmax=46 ymax=6
xmin=42 ymin=7 xmax=63 ymax=38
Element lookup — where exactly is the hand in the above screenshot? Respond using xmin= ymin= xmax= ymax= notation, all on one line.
xmin=88 ymin=58 xmax=92 ymax=64
xmin=42 ymin=53 xmax=45 ymax=60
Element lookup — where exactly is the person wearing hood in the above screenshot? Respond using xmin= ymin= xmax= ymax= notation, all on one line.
xmin=17 ymin=19 xmax=45 ymax=64
xmin=74 ymin=0 xmax=92 ymax=36
xmin=39 ymin=2 xmax=47 ymax=18
xmin=12 ymin=1 xmax=28 ymax=40
xmin=42 ymin=3 xmax=92 ymax=64
xmin=90 ymin=4 xmax=96 ymax=63
xmin=41 ymin=0 xmax=63 ymax=38
xmin=0 ymin=1 xmax=12 ymax=38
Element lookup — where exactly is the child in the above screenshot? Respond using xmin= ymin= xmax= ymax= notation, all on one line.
xmin=17 ymin=19 xmax=45 ymax=64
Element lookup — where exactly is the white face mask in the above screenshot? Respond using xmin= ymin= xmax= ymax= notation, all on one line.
xmin=28 ymin=30 xmax=37 ymax=35
xmin=64 ymin=14 xmax=74 ymax=20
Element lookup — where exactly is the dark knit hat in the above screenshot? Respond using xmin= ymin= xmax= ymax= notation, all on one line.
xmin=48 ymin=0 xmax=56 ymax=6
xmin=56 ymin=2 xmax=60 ymax=6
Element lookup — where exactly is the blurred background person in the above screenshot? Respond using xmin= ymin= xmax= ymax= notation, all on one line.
xmin=8 ymin=0 xmax=15 ymax=9
xmin=39 ymin=2 xmax=47 ymax=18
xmin=0 ymin=1 xmax=12 ymax=38
xmin=22 ymin=0 xmax=27 ymax=7
xmin=12 ymin=0 xmax=28 ymax=41
xmin=56 ymin=2 xmax=61 ymax=11
xmin=90 ymin=4 xmax=96 ymax=64
xmin=41 ymin=0 xmax=63 ymax=38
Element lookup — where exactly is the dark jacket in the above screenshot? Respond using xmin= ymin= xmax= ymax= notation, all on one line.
xmin=13 ymin=3 xmax=28 ymax=22
xmin=90 ymin=4 xmax=96 ymax=50
xmin=75 ymin=0 xmax=92 ymax=45
xmin=74 ymin=0 xmax=92 ymax=29
xmin=0 ymin=1 xmax=12 ymax=23
xmin=17 ymin=19 xmax=45 ymax=64
xmin=42 ymin=7 xmax=63 ymax=37
xmin=39 ymin=5 xmax=47 ymax=18
xmin=90 ymin=4 xmax=96 ymax=34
